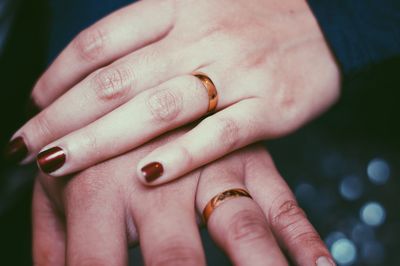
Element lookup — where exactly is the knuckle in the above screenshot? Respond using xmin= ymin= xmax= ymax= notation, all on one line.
xmin=176 ymin=143 xmax=194 ymax=169
xmin=183 ymin=75 xmax=204 ymax=93
xmin=269 ymin=199 xmax=324 ymax=246
xmin=31 ymin=79 xmax=49 ymax=108
xmin=63 ymin=167 xmax=111 ymax=209
xmin=30 ymin=93 xmax=43 ymax=111
xmin=197 ymin=17 xmax=232 ymax=40
xmin=268 ymin=87 xmax=302 ymax=136
xmin=228 ymin=209 xmax=269 ymax=244
xmin=269 ymin=199 xmax=308 ymax=236
xmin=290 ymin=231 xmax=324 ymax=247
xmin=212 ymin=117 xmax=240 ymax=151
xmin=73 ymin=27 xmax=107 ymax=62
xmin=146 ymin=88 xmax=183 ymax=122
xmin=92 ymin=64 xmax=133 ymax=101
xmin=34 ymin=112 xmax=57 ymax=140
xmin=148 ymin=244 xmax=203 ymax=266
xmin=277 ymin=91 xmax=297 ymax=120
xmin=270 ymin=199 xmax=304 ymax=226
xmin=201 ymin=24 xmax=225 ymax=40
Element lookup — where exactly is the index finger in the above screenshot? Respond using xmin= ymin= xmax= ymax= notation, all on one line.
xmin=32 ymin=0 xmax=174 ymax=108
xmin=64 ymin=170 xmax=128 ymax=266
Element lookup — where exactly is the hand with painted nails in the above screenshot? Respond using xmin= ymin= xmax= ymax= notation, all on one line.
xmin=7 ymin=0 xmax=340 ymax=184
xmin=33 ymin=128 xmax=335 ymax=265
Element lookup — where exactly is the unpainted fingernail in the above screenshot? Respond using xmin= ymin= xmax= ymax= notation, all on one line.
xmin=141 ymin=162 xmax=164 ymax=183
xmin=316 ymin=256 xmax=336 ymax=266
xmin=4 ymin=136 xmax=29 ymax=163
xmin=37 ymin=146 xmax=66 ymax=174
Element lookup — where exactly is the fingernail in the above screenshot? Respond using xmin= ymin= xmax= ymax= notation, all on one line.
xmin=37 ymin=147 xmax=66 ymax=174
xmin=141 ymin=162 xmax=164 ymax=183
xmin=4 ymin=136 xmax=28 ymax=163
xmin=316 ymin=256 xmax=335 ymax=266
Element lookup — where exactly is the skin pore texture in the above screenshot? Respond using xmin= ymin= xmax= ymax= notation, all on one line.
xmin=7 ymin=0 xmax=339 ymax=185
xmin=11 ymin=0 xmax=340 ymax=264
xmin=33 ymin=130 xmax=334 ymax=266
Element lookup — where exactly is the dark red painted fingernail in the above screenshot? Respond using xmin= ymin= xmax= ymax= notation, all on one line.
xmin=141 ymin=162 xmax=164 ymax=183
xmin=37 ymin=147 xmax=66 ymax=174
xmin=4 ymin=136 xmax=28 ymax=163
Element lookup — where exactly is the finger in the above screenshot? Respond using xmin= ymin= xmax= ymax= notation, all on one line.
xmin=244 ymin=147 xmax=335 ymax=266
xmin=32 ymin=0 xmax=174 ymax=108
xmin=133 ymin=187 xmax=206 ymax=265
xmin=12 ymin=37 xmax=203 ymax=164
xmin=32 ymin=179 xmax=65 ymax=266
xmin=64 ymin=172 xmax=128 ymax=266
xmin=196 ymin=155 xmax=287 ymax=266
xmin=33 ymin=74 xmax=215 ymax=175
xmin=137 ymin=99 xmax=265 ymax=185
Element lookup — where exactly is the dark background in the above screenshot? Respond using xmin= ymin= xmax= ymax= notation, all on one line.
xmin=0 ymin=0 xmax=399 ymax=265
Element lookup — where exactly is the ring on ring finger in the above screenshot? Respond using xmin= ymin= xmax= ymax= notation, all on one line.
xmin=202 ymin=188 xmax=252 ymax=223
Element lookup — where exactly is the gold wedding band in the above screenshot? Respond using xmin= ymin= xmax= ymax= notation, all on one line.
xmin=202 ymin=188 xmax=252 ymax=223
xmin=193 ymin=72 xmax=218 ymax=113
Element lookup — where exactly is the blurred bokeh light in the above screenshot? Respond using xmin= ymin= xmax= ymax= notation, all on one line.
xmin=367 ymin=158 xmax=390 ymax=185
xmin=331 ymin=238 xmax=357 ymax=265
xmin=360 ymin=202 xmax=386 ymax=227
xmin=339 ymin=175 xmax=364 ymax=201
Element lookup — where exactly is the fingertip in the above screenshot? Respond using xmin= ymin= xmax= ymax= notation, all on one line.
xmin=316 ymin=256 xmax=336 ymax=266
xmin=137 ymin=157 xmax=176 ymax=186
xmin=25 ymin=96 xmax=41 ymax=119
xmin=137 ymin=142 xmax=195 ymax=186
xmin=140 ymin=161 xmax=164 ymax=184
xmin=3 ymin=136 xmax=29 ymax=164
xmin=37 ymin=146 xmax=66 ymax=176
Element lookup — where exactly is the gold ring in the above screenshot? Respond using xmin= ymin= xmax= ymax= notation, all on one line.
xmin=202 ymin=188 xmax=252 ymax=223
xmin=193 ymin=72 xmax=218 ymax=113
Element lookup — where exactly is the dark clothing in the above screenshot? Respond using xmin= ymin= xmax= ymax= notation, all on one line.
xmin=307 ymin=0 xmax=400 ymax=80
xmin=47 ymin=0 xmax=132 ymax=62
xmin=0 ymin=1 xmax=399 ymax=265
xmin=47 ymin=0 xmax=400 ymax=85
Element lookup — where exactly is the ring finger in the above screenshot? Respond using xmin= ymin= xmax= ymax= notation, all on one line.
xmin=196 ymin=154 xmax=287 ymax=266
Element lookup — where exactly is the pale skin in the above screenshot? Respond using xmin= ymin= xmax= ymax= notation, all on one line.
xmin=20 ymin=0 xmax=341 ymax=263
xmin=11 ymin=0 xmax=340 ymax=185
xmin=33 ymin=129 xmax=334 ymax=266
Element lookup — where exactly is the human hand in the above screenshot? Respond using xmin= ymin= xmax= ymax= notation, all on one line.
xmin=32 ymin=133 xmax=334 ymax=265
xmin=8 ymin=0 xmax=340 ymax=185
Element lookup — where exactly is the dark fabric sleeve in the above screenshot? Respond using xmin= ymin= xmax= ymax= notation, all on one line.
xmin=306 ymin=0 xmax=400 ymax=80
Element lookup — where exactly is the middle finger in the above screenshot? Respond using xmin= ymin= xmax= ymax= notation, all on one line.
xmin=134 ymin=200 xmax=206 ymax=266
